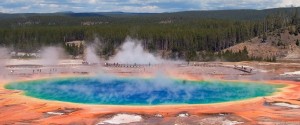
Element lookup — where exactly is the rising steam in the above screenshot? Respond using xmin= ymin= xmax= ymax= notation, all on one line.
xmin=0 ymin=47 xmax=9 ymax=60
xmin=85 ymin=44 xmax=100 ymax=64
xmin=40 ymin=47 xmax=64 ymax=66
xmin=0 ymin=48 xmax=9 ymax=75
xmin=109 ymin=37 xmax=162 ymax=64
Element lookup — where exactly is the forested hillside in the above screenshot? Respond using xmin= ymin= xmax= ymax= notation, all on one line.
xmin=0 ymin=7 xmax=299 ymax=61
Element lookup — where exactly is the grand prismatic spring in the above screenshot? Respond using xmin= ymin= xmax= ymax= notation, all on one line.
xmin=5 ymin=76 xmax=283 ymax=105
xmin=1 ymin=62 xmax=300 ymax=124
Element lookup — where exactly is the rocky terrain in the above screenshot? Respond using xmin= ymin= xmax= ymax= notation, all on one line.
xmin=225 ymin=29 xmax=300 ymax=60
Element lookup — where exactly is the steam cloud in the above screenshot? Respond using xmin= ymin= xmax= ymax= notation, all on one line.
xmin=0 ymin=48 xmax=9 ymax=75
xmin=109 ymin=37 xmax=162 ymax=64
xmin=0 ymin=47 xmax=9 ymax=60
xmin=40 ymin=47 xmax=64 ymax=65
xmin=85 ymin=40 xmax=101 ymax=64
xmin=79 ymin=72 xmax=197 ymax=105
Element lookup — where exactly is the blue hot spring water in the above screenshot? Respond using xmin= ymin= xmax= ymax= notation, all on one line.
xmin=5 ymin=76 xmax=283 ymax=105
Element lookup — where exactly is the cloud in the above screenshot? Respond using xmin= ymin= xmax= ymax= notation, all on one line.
xmin=276 ymin=0 xmax=300 ymax=7
xmin=0 ymin=0 xmax=299 ymax=13
xmin=0 ymin=6 xmax=13 ymax=13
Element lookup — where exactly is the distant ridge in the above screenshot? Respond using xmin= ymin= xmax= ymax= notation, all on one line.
xmin=55 ymin=11 xmax=74 ymax=14
xmin=0 ymin=7 xmax=298 ymax=20
xmin=64 ymin=13 xmax=104 ymax=17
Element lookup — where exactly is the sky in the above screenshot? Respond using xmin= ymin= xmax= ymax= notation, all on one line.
xmin=0 ymin=0 xmax=299 ymax=13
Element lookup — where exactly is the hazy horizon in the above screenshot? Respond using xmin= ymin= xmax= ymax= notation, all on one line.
xmin=0 ymin=0 xmax=299 ymax=13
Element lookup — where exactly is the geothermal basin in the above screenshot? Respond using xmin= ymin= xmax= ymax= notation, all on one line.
xmin=1 ymin=61 xmax=300 ymax=124
xmin=5 ymin=76 xmax=283 ymax=105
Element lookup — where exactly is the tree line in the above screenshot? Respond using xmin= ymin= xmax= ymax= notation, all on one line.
xmin=0 ymin=7 xmax=299 ymax=62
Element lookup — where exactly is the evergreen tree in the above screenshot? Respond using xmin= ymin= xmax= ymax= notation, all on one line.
xmin=292 ymin=8 xmax=299 ymax=25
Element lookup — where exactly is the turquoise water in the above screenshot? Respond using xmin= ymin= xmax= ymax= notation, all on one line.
xmin=5 ymin=76 xmax=283 ymax=105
